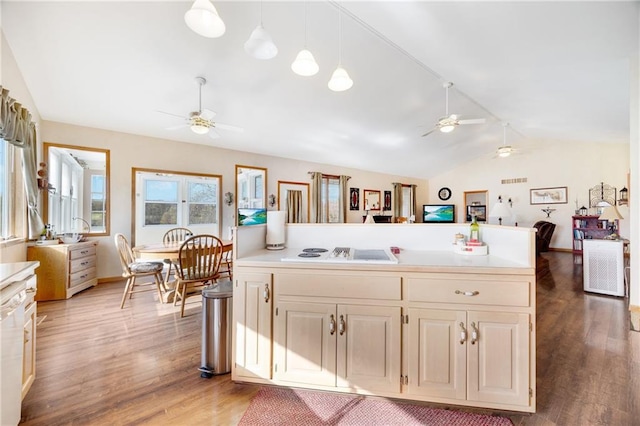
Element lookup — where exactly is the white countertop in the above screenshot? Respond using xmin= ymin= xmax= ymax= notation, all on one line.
xmin=236 ymin=247 xmax=533 ymax=274
xmin=0 ymin=261 xmax=40 ymax=290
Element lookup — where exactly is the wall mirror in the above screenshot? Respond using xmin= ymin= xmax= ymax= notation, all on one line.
xmin=463 ymin=190 xmax=488 ymax=222
xmin=43 ymin=142 xmax=110 ymax=236
xmin=363 ymin=189 xmax=381 ymax=211
xmin=236 ymin=165 xmax=267 ymax=226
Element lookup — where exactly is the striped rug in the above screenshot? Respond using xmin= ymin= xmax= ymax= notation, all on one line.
xmin=239 ymin=386 xmax=513 ymax=425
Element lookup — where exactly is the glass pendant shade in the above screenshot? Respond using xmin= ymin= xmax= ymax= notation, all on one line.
xmin=184 ymin=0 xmax=225 ymax=38
xmin=328 ymin=66 xmax=353 ymax=92
xmin=190 ymin=124 xmax=209 ymax=135
xmin=497 ymin=146 xmax=512 ymax=157
xmin=291 ymin=49 xmax=319 ymax=76
xmin=244 ymin=25 xmax=278 ymax=60
xmin=439 ymin=124 xmax=455 ymax=133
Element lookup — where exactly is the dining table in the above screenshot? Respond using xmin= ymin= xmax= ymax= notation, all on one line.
xmin=133 ymin=239 xmax=233 ymax=303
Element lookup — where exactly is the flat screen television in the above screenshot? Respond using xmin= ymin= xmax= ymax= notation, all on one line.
xmin=422 ymin=204 xmax=455 ymax=223
xmin=238 ymin=208 xmax=267 ymax=226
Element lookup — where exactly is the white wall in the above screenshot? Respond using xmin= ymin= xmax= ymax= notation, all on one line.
xmin=428 ymin=139 xmax=629 ymax=251
xmin=41 ymin=120 xmax=427 ymax=279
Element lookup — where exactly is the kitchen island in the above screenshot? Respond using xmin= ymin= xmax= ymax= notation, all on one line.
xmin=232 ymin=223 xmax=536 ymax=413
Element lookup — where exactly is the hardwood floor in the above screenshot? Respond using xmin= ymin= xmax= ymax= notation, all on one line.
xmin=20 ymin=252 xmax=639 ymax=425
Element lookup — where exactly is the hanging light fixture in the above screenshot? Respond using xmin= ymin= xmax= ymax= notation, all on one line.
xmin=291 ymin=1 xmax=319 ymax=76
xmin=328 ymin=4 xmax=353 ymax=92
xmin=184 ymin=0 xmax=225 ymax=38
xmin=497 ymin=122 xmax=513 ymax=157
xmin=244 ymin=1 xmax=278 ymax=60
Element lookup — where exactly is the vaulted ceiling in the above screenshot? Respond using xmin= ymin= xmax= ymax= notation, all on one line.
xmin=2 ymin=1 xmax=638 ymax=179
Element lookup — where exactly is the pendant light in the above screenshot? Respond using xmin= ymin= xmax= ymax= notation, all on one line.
xmin=244 ymin=1 xmax=278 ymax=60
xmin=497 ymin=123 xmax=513 ymax=157
xmin=328 ymin=5 xmax=353 ymax=92
xmin=184 ymin=0 xmax=225 ymax=38
xmin=291 ymin=1 xmax=319 ymax=76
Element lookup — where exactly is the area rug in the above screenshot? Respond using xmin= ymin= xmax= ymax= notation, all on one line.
xmin=239 ymin=386 xmax=513 ymax=425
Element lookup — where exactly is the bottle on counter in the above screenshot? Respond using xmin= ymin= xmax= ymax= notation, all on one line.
xmin=469 ymin=215 xmax=480 ymax=242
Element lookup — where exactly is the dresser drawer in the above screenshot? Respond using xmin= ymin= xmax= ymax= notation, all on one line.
xmin=276 ymin=273 xmax=401 ymax=300
xmin=69 ymin=267 xmax=96 ymax=289
xmin=69 ymin=245 xmax=96 ymax=260
xmin=69 ymin=256 xmax=96 ymax=273
xmin=407 ymin=277 xmax=531 ymax=307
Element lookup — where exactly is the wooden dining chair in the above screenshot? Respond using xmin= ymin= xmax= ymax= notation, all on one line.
xmin=218 ymin=244 xmax=233 ymax=281
xmin=174 ymin=234 xmax=224 ymax=318
xmin=114 ymin=233 xmax=165 ymax=309
xmin=162 ymin=227 xmax=193 ymax=283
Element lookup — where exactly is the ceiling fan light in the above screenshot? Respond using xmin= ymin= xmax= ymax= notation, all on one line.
xmin=497 ymin=146 xmax=512 ymax=157
xmin=328 ymin=66 xmax=353 ymax=92
xmin=291 ymin=49 xmax=319 ymax=76
xmin=190 ymin=123 xmax=209 ymax=135
xmin=439 ymin=124 xmax=455 ymax=133
xmin=244 ymin=24 xmax=278 ymax=60
xmin=184 ymin=0 xmax=225 ymax=38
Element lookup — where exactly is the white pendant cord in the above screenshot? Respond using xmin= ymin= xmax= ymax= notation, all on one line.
xmin=338 ymin=7 xmax=343 ymax=66
xmin=303 ymin=1 xmax=308 ymax=48
xmin=445 ymin=85 xmax=449 ymax=116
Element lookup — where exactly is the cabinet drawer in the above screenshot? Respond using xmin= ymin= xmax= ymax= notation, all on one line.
xmin=69 ymin=245 xmax=96 ymax=260
xmin=407 ymin=277 xmax=530 ymax=307
xmin=276 ymin=273 xmax=401 ymax=300
xmin=69 ymin=256 xmax=96 ymax=273
xmin=69 ymin=267 xmax=96 ymax=288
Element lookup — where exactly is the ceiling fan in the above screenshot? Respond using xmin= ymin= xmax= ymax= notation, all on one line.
xmin=422 ymin=82 xmax=486 ymax=137
xmin=159 ymin=77 xmax=243 ymax=139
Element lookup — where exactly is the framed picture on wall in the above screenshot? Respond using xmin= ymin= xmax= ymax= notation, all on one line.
xmin=350 ymin=188 xmax=359 ymax=210
xmin=466 ymin=205 xmax=487 ymax=222
xmin=383 ymin=190 xmax=391 ymax=211
xmin=530 ymin=186 xmax=568 ymax=205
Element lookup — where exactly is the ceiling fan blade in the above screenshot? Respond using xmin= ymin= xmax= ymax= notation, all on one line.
xmin=157 ymin=110 xmax=188 ymax=119
xmin=208 ymin=129 xmax=221 ymax=139
xmin=458 ymin=118 xmax=486 ymax=125
xmin=165 ymin=124 xmax=188 ymax=130
xmin=214 ymin=122 xmax=244 ymax=132
xmin=200 ymin=109 xmax=216 ymax=121
xmin=421 ymin=127 xmax=438 ymax=137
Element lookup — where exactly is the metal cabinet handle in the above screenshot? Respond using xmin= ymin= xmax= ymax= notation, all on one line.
xmin=329 ymin=315 xmax=336 ymax=335
xmin=455 ymin=290 xmax=479 ymax=297
xmin=459 ymin=322 xmax=467 ymax=345
xmin=471 ymin=322 xmax=478 ymax=345
xmin=25 ymin=329 xmax=31 ymax=344
xmin=263 ymin=284 xmax=270 ymax=303
xmin=339 ymin=315 xmax=346 ymax=335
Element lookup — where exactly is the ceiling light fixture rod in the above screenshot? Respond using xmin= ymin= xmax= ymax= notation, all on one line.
xmin=303 ymin=0 xmax=308 ymax=47
xmin=338 ymin=5 xmax=343 ymax=65
xmin=195 ymin=76 xmax=206 ymax=113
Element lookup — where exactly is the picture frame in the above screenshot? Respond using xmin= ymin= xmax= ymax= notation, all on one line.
xmin=466 ymin=205 xmax=487 ymax=222
xmin=422 ymin=204 xmax=455 ymax=223
xmin=530 ymin=186 xmax=568 ymax=205
xmin=349 ymin=187 xmax=359 ymax=211
xmin=383 ymin=190 xmax=391 ymax=211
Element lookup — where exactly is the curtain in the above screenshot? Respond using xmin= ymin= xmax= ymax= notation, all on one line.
xmin=0 ymin=86 xmax=44 ymax=239
xmin=310 ymin=172 xmax=322 ymax=223
xmin=410 ymin=184 xmax=418 ymax=222
xmin=286 ymin=190 xmax=302 ymax=223
xmin=338 ymin=175 xmax=350 ymax=223
xmin=392 ymin=182 xmax=403 ymax=221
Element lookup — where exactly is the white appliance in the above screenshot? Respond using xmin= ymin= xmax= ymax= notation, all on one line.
xmin=583 ymin=239 xmax=624 ymax=296
xmin=1 ymin=280 xmax=27 ymax=426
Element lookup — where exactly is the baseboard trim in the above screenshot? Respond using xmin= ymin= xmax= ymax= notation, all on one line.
xmin=98 ymin=276 xmax=123 ymax=284
xmin=630 ymin=305 xmax=640 ymax=332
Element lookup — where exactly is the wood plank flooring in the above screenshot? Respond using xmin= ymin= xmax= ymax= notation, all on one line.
xmin=20 ymin=252 xmax=639 ymax=425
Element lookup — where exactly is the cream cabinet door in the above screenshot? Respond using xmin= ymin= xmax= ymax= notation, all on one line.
xmin=274 ymin=301 xmax=337 ymax=387
xmin=407 ymin=308 xmax=467 ymax=400
xmin=22 ymin=302 xmax=37 ymax=400
xmin=233 ymin=272 xmax=272 ymax=379
xmin=467 ymin=311 xmax=530 ymax=407
xmin=336 ymin=305 xmax=402 ymax=393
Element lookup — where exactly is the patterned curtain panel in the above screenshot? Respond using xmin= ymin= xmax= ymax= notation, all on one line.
xmin=338 ymin=175 xmax=350 ymax=223
xmin=392 ymin=182 xmax=403 ymax=221
xmin=0 ymin=86 xmax=44 ymax=238
xmin=286 ymin=190 xmax=302 ymax=223
xmin=310 ymin=172 xmax=322 ymax=223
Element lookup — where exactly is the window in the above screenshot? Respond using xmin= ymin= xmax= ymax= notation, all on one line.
xmin=321 ymin=175 xmax=340 ymax=223
xmin=0 ymin=139 xmax=15 ymax=240
xmin=134 ymin=169 xmax=221 ymax=245
xmin=90 ymin=173 xmax=106 ymax=232
xmin=48 ymin=147 xmax=83 ymax=234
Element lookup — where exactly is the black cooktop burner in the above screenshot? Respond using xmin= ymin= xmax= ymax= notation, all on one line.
xmin=298 ymin=252 xmax=321 ymax=258
xmin=302 ymin=248 xmax=328 ymax=253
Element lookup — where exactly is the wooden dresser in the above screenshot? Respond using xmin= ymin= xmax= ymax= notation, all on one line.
xmin=27 ymin=241 xmax=98 ymax=301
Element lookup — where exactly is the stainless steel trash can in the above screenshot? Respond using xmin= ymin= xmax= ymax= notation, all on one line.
xmin=199 ymin=280 xmax=233 ymax=378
